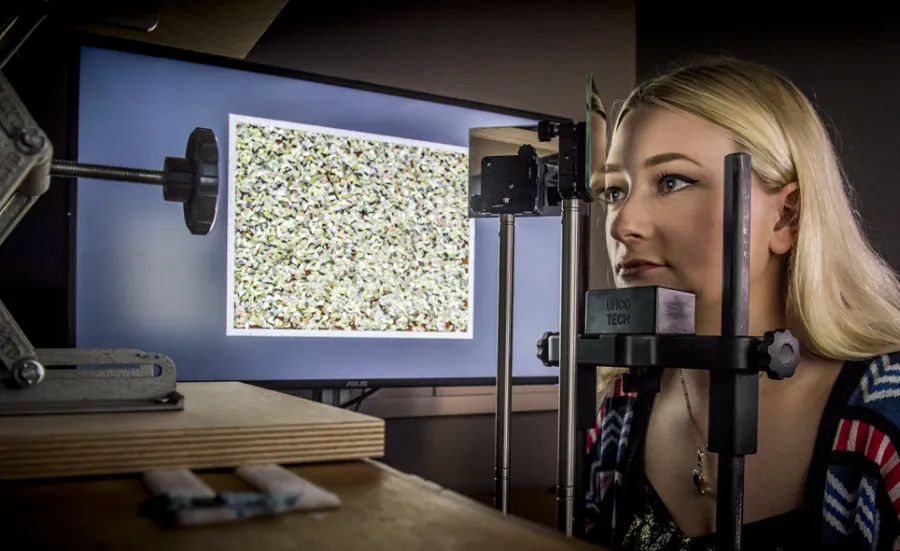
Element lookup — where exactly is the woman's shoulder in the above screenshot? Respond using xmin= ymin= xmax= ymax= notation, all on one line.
xmin=825 ymin=351 xmax=900 ymax=472
xmin=839 ymin=350 xmax=900 ymax=427
xmin=826 ymin=351 xmax=900 ymax=469
xmin=820 ymin=352 xmax=900 ymax=546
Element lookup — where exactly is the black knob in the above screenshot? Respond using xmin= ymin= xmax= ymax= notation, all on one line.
xmin=50 ymin=127 xmax=220 ymax=236
xmin=537 ymin=120 xmax=559 ymax=142
xmin=180 ymin=128 xmax=219 ymax=236
xmin=758 ymin=330 xmax=800 ymax=380
xmin=536 ymin=331 xmax=559 ymax=367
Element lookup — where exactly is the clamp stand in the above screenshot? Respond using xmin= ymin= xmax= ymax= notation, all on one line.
xmin=536 ymin=76 xmax=598 ymax=537
xmin=468 ymin=114 xmax=572 ymax=513
xmin=0 ymin=63 xmax=220 ymax=416
xmin=539 ymin=120 xmax=589 ymax=536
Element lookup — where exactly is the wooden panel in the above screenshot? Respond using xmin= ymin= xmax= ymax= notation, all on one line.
xmin=0 ymin=459 xmax=607 ymax=551
xmin=0 ymin=382 xmax=384 ymax=480
xmin=61 ymin=0 xmax=290 ymax=60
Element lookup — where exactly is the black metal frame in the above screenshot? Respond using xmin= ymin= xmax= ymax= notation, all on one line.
xmin=73 ymin=33 xmax=569 ymax=125
xmin=0 ymin=19 xmax=81 ymax=353
xmin=245 ymin=375 xmax=558 ymax=390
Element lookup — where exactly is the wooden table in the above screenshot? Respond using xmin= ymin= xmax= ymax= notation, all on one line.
xmin=0 ymin=459 xmax=608 ymax=551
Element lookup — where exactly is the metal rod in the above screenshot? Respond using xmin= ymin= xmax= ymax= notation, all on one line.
xmin=51 ymin=160 xmax=165 ymax=186
xmin=556 ymin=197 xmax=580 ymax=535
xmin=573 ymin=201 xmax=594 ymax=537
xmin=710 ymin=152 xmax=754 ymax=551
xmin=494 ymin=213 xmax=515 ymax=513
xmin=0 ymin=15 xmax=46 ymax=72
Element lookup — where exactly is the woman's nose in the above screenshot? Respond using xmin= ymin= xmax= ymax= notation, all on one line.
xmin=608 ymin=195 xmax=654 ymax=245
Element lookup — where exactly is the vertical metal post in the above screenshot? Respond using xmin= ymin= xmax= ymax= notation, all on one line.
xmin=572 ymin=201 xmax=594 ymax=537
xmin=710 ymin=153 xmax=754 ymax=551
xmin=494 ymin=213 xmax=515 ymax=513
xmin=556 ymin=198 xmax=580 ymax=535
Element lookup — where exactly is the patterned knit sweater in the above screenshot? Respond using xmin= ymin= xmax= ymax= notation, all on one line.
xmin=584 ymin=352 xmax=900 ymax=551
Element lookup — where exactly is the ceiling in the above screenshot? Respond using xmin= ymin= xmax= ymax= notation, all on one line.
xmin=59 ymin=0 xmax=290 ymax=60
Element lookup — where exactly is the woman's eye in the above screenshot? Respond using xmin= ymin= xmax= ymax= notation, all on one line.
xmin=599 ymin=186 xmax=626 ymax=204
xmin=658 ymin=174 xmax=698 ymax=194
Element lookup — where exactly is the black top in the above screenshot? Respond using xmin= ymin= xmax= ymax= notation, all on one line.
xmin=619 ymin=470 xmax=803 ymax=551
xmin=610 ymin=360 xmax=868 ymax=551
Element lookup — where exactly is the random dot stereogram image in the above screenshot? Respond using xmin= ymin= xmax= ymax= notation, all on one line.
xmin=228 ymin=117 xmax=473 ymax=337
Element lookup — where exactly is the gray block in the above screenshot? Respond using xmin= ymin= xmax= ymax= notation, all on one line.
xmin=584 ymin=287 xmax=696 ymax=335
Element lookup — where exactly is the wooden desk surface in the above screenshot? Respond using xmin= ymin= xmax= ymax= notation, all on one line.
xmin=0 ymin=459 xmax=607 ymax=551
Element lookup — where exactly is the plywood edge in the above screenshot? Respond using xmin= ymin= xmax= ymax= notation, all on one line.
xmin=1 ymin=439 xmax=386 ymax=462
xmin=1 ymin=431 xmax=385 ymax=453
xmin=2 ymin=421 xmax=385 ymax=443
xmin=1 ymin=381 xmax=385 ymax=440
xmin=2 ymin=448 xmax=385 ymax=480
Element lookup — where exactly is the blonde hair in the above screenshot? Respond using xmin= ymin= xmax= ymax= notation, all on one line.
xmin=598 ymin=57 xmax=900 ymax=391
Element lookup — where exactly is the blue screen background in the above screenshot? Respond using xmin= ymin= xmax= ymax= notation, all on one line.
xmin=76 ymin=46 xmax=562 ymax=382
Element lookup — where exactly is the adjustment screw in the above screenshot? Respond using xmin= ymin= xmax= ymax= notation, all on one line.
xmin=12 ymin=359 xmax=45 ymax=388
xmin=18 ymin=127 xmax=46 ymax=154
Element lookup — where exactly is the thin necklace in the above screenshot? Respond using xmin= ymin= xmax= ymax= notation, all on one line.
xmin=678 ymin=369 xmax=716 ymax=499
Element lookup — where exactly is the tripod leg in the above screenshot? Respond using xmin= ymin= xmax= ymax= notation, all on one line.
xmin=0 ymin=190 xmax=42 ymax=383
xmin=0 ymin=68 xmax=55 ymax=379
xmin=0 ymin=295 xmax=39 ymax=385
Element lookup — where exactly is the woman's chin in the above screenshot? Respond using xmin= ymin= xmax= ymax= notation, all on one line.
xmin=615 ymin=273 xmax=674 ymax=290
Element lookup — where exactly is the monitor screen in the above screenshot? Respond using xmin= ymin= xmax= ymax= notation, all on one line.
xmin=75 ymin=44 xmax=563 ymax=385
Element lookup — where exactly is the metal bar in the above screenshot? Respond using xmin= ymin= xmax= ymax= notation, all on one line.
xmin=0 ymin=60 xmax=54 ymax=381
xmin=710 ymin=152 xmax=755 ymax=551
xmin=579 ymin=335 xmax=757 ymax=371
xmin=51 ymin=160 xmax=165 ymax=186
xmin=0 ymin=15 xmax=46 ymax=72
xmin=573 ymin=198 xmax=593 ymax=537
xmin=556 ymin=197 xmax=580 ymax=535
xmin=0 ymin=348 xmax=182 ymax=416
xmin=548 ymin=333 xmax=767 ymax=374
xmin=0 ymin=292 xmax=37 ymax=382
xmin=494 ymin=213 xmax=515 ymax=513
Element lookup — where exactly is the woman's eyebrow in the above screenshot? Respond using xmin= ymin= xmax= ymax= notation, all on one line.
xmin=601 ymin=152 xmax=703 ymax=175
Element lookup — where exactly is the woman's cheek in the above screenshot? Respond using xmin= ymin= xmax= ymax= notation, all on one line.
xmin=666 ymin=202 xmax=720 ymax=289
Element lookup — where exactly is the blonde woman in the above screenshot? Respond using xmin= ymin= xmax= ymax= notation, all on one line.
xmin=585 ymin=57 xmax=900 ymax=551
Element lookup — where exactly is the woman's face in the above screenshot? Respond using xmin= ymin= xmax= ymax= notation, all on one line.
xmin=601 ymin=106 xmax=796 ymax=334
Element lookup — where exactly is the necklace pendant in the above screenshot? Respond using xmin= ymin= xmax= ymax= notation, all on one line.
xmin=692 ymin=449 xmax=706 ymax=496
xmin=692 ymin=468 xmax=704 ymax=494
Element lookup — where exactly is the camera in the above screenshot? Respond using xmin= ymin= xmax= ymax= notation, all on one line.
xmin=469 ymin=144 xmax=560 ymax=217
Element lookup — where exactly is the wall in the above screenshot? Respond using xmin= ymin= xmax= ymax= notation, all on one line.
xmin=248 ymin=0 xmax=636 ymax=497
xmin=634 ymin=5 xmax=900 ymax=272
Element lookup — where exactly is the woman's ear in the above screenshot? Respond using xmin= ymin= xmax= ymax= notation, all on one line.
xmin=770 ymin=182 xmax=799 ymax=255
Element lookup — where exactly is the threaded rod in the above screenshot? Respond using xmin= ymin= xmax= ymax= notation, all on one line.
xmin=51 ymin=160 xmax=164 ymax=186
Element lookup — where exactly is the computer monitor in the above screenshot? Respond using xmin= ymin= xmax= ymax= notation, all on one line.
xmin=75 ymin=40 xmax=565 ymax=387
